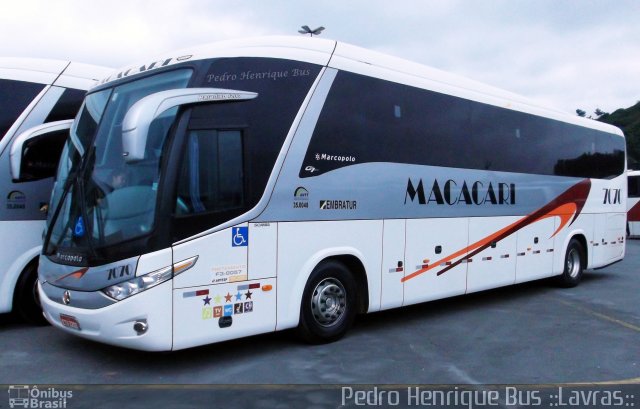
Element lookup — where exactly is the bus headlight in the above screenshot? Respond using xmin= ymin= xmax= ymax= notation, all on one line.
xmin=102 ymin=266 xmax=173 ymax=301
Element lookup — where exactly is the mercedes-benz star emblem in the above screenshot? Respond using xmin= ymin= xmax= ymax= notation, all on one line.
xmin=62 ymin=290 xmax=71 ymax=305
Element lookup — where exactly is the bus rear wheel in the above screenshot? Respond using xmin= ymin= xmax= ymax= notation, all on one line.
xmin=556 ymin=238 xmax=585 ymax=288
xmin=14 ymin=261 xmax=47 ymax=325
xmin=297 ymin=260 xmax=357 ymax=344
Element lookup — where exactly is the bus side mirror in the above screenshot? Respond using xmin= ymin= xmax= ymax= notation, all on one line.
xmin=10 ymin=120 xmax=73 ymax=182
xmin=121 ymin=88 xmax=258 ymax=162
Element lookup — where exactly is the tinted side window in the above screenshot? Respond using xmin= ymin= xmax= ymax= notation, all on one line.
xmin=0 ymin=79 xmax=45 ymax=140
xmin=629 ymin=176 xmax=640 ymax=198
xmin=44 ymin=87 xmax=86 ymax=123
xmin=550 ymin=124 xmax=596 ymax=178
xmin=301 ymin=72 xmax=474 ymax=177
xmin=302 ymin=71 xmax=625 ymax=179
xmin=175 ymin=129 xmax=244 ymax=215
xmin=595 ymin=133 xmax=625 ymax=179
xmin=20 ymin=129 xmax=68 ymax=181
xmin=192 ymin=58 xmax=321 ymax=206
xmin=471 ymin=104 xmax=553 ymax=173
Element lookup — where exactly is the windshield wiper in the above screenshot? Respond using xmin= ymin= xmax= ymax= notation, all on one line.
xmin=43 ymin=169 xmax=80 ymax=254
xmin=77 ymin=178 xmax=98 ymax=260
xmin=43 ymin=146 xmax=93 ymax=257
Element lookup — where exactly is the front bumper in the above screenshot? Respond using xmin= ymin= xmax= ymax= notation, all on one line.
xmin=39 ymin=280 xmax=173 ymax=351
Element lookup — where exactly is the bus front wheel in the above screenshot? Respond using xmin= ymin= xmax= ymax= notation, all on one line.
xmin=14 ymin=261 xmax=47 ymax=325
xmin=297 ymin=260 xmax=357 ymax=344
xmin=556 ymin=238 xmax=585 ymax=288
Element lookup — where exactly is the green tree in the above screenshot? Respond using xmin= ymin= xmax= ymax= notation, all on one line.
xmin=597 ymin=101 xmax=640 ymax=165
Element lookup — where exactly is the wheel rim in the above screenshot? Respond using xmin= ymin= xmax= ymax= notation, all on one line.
xmin=310 ymin=277 xmax=347 ymax=327
xmin=566 ymin=248 xmax=581 ymax=278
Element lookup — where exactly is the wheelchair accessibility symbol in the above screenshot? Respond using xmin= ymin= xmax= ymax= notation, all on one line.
xmin=73 ymin=216 xmax=85 ymax=238
xmin=232 ymin=227 xmax=248 ymax=247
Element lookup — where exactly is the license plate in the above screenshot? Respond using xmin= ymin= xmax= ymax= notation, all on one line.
xmin=60 ymin=314 xmax=81 ymax=331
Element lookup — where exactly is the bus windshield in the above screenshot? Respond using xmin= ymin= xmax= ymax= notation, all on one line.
xmin=45 ymin=69 xmax=192 ymax=260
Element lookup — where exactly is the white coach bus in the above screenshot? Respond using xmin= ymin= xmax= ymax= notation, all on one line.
xmin=627 ymin=170 xmax=640 ymax=237
xmin=0 ymin=58 xmax=111 ymax=323
xmin=29 ymin=37 xmax=626 ymax=350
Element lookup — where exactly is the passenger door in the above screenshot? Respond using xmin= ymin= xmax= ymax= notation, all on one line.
xmin=170 ymin=126 xmax=276 ymax=350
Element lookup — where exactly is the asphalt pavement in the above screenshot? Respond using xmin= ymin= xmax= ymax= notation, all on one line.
xmin=1 ymin=239 xmax=639 ymax=407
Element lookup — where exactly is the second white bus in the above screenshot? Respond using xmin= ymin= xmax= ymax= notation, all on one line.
xmin=0 ymin=58 xmax=111 ymax=323
xmin=30 ymin=37 xmax=626 ymax=350
xmin=627 ymin=170 xmax=640 ymax=237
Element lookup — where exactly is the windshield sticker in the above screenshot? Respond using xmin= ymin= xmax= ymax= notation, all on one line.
xmin=231 ymin=227 xmax=248 ymax=247
xmin=73 ymin=216 xmax=85 ymax=238
xmin=6 ymin=191 xmax=26 ymax=210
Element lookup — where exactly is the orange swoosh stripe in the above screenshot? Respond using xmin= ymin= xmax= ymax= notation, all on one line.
xmin=401 ymin=179 xmax=591 ymax=283
xmin=55 ymin=267 xmax=89 ymax=282
xmin=535 ymin=202 xmax=577 ymax=237
xmin=402 ymin=216 xmax=528 ymax=282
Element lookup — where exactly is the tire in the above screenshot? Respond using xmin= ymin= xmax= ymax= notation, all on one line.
xmin=556 ymin=238 xmax=585 ymax=288
xmin=297 ymin=260 xmax=357 ymax=344
xmin=14 ymin=261 xmax=48 ymax=325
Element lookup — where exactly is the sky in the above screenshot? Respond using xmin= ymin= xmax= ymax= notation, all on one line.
xmin=0 ymin=0 xmax=638 ymax=116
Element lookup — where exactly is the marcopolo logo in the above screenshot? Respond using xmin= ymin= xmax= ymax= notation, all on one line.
xmin=314 ymin=153 xmax=356 ymax=163
xmin=54 ymin=252 xmax=84 ymax=265
xmin=7 ymin=385 xmax=73 ymax=408
xmin=405 ymin=178 xmax=516 ymax=206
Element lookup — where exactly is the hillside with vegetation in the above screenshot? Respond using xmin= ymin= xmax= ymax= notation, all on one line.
xmin=595 ymin=101 xmax=640 ymax=168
